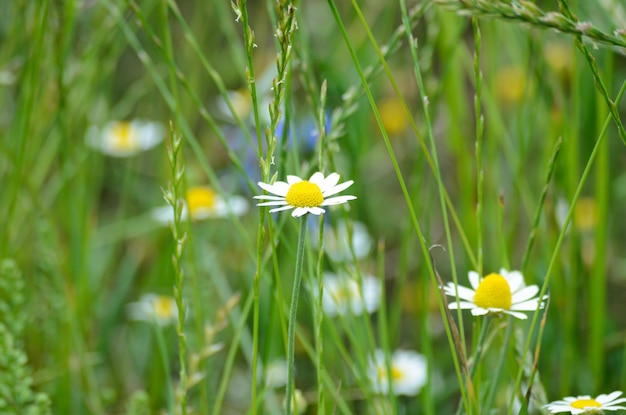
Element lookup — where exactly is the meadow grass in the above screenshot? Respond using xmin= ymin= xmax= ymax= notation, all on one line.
xmin=1 ymin=0 xmax=626 ymax=414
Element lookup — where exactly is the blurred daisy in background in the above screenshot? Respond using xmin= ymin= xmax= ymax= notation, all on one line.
xmin=216 ymin=88 xmax=253 ymax=124
xmin=283 ymin=389 xmax=308 ymax=414
xmin=313 ymin=272 xmax=381 ymax=317
xmin=127 ymin=294 xmax=178 ymax=326
xmin=443 ymin=269 xmax=546 ymax=320
xmin=368 ymin=349 xmax=427 ymax=396
xmin=86 ymin=120 xmax=164 ymax=157
xmin=495 ymin=65 xmax=531 ymax=105
xmin=378 ymin=96 xmax=409 ymax=136
xmin=254 ymin=172 xmax=356 ymax=217
xmin=544 ymin=391 xmax=626 ymax=414
xmin=310 ymin=220 xmax=372 ymax=263
xmin=152 ymin=186 xmax=249 ymax=224
xmin=264 ymin=359 xmax=288 ymax=389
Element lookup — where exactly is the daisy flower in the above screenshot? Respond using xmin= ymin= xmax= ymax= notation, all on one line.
xmin=254 ymin=172 xmax=356 ymax=217
xmin=127 ymin=294 xmax=178 ymax=326
xmin=86 ymin=120 xmax=164 ymax=157
xmin=313 ymin=272 xmax=381 ymax=317
xmin=152 ymin=186 xmax=249 ymax=224
xmin=443 ymin=269 xmax=546 ymax=320
xmin=544 ymin=391 xmax=626 ymax=414
xmin=368 ymin=349 xmax=427 ymax=396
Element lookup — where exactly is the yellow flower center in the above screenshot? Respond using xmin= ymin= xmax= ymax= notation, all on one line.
xmin=186 ymin=187 xmax=216 ymax=217
xmin=379 ymin=97 xmax=408 ymax=135
xmin=377 ymin=365 xmax=404 ymax=381
xmin=285 ymin=181 xmax=324 ymax=208
xmin=570 ymin=399 xmax=601 ymax=409
xmin=473 ymin=273 xmax=512 ymax=310
xmin=152 ymin=296 xmax=175 ymax=319
xmin=110 ymin=122 xmax=138 ymax=150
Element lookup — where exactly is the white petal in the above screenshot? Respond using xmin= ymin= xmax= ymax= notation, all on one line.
xmin=596 ymin=391 xmax=623 ymax=404
xmin=470 ymin=307 xmax=489 ymax=316
xmin=308 ymin=206 xmax=326 ymax=215
xmin=321 ymin=195 xmax=357 ymax=206
xmin=268 ymin=205 xmax=295 ymax=213
xmin=510 ymin=299 xmax=543 ymax=311
xmin=258 ymin=181 xmax=290 ymax=196
xmin=468 ymin=271 xmax=480 ymax=289
xmin=253 ymin=195 xmax=287 ymax=201
xmin=322 ymin=180 xmax=354 ymax=198
xmin=308 ymin=172 xmax=326 ymax=186
xmin=502 ymin=310 xmax=528 ymax=320
xmin=287 ymin=175 xmax=303 ymax=185
xmin=319 ymin=172 xmax=340 ymax=191
xmin=256 ymin=200 xmax=289 ymax=206
xmin=504 ymin=270 xmax=524 ymax=292
xmin=511 ymin=285 xmax=540 ymax=303
xmin=292 ymin=207 xmax=310 ymax=217
xmin=444 ymin=284 xmax=476 ymax=302
xmin=448 ymin=301 xmax=477 ymax=310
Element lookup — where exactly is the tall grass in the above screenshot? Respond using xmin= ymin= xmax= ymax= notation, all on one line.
xmin=1 ymin=0 xmax=626 ymax=414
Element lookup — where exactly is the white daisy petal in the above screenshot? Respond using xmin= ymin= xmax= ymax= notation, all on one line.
xmin=448 ymin=301 xmax=477 ymax=310
xmin=287 ymin=175 xmax=302 ymax=185
xmin=269 ymin=205 xmax=295 ymax=213
xmin=308 ymin=172 xmax=326 ymax=186
xmin=308 ymin=206 xmax=326 ymax=215
xmin=320 ymin=172 xmax=340 ymax=190
xmin=322 ymin=180 xmax=354 ymax=198
xmin=253 ymin=194 xmax=288 ymax=201
xmin=292 ymin=207 xmax=310 ymax=217
xmin=510 ymin=299 xmax=543 ymax=311
xmin=443 ymin=284 xmax=476 ymax=302
xmin=470 ymin=307 xmax=489 ymax=316
xmin=468 ymin=271 xmax=480 ymax=289
xmin=256 ymin=200 xmax=290 ymax=206
xmin=504 ymin=269 xmax=524 ymax=292
xmin=596 ymin=391 xmax=623 ymax=404
xmin=502 ymin=310 xmax=528 ymax=320
xmin=511 ymin=285 xmax=540 ymax=303
xmin=321 ymin=195 xmax=357 ymax=206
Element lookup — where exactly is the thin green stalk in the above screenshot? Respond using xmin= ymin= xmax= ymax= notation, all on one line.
xmin=314 ymin=215 xmax=325 ymax=415
xmin=506 ymin=79 xmax=626 ymax=415
xmin=285 ymin=216 xmax=308 ymax=415
xmin=472 ymin=17 xmax=485 ymax=277
xmin=212 ymin=290 xmax=255 ymax=415
xmin=153 ymin=320 xmax=176 ymax=415
xmin=327 ymin=1 xmax=471 ymax=412
xmin=164 ymin=127 xmax=188 ymax=415
xmin=377 ymin=240 xmax=399 ymax=414
xmin=521 ymin=137 xmax=563 ymax=273
xmin=483 ymin=318 xmax=513 ymax=412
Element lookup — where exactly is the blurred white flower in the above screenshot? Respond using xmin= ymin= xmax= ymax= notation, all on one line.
xmin=283 ymin=389 xmax=307 ymax=414
xmin=264 ymin=359 xmax=288 ymax=389
xmin=311 ymin=220 xmax=372 ymax=263
xmin=369 ymin=349 xmax=427 ymax=396
xmin=544 ymin=391 xmax=626 ymax=414
xmin=216 ymin=89 xmax=253 ymax=123
xmin=313 ymin=272 xmax=381 ymax=317
xmin=152 ymin=186 xmax=249 ymax=224
xmin=127 ymin=294 xmax=178 ymax=326
xmin=86 ymin=120 xmax=164 ymax=157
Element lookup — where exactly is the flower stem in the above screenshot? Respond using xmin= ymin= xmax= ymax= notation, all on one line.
xmin=285 ymin=216 xmax=308 ymax=415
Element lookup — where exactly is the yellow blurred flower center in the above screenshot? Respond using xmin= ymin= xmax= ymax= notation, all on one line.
xmin=186 ymin=187 xmax=216 ymax=216
xmin=153 ymin=296 xmax=175 ymax=319
xmin=473 ymin=273 xmax=512 ymax=310
xmin=496 ymin=67 xmax=527 ymax=104
xmin=331 ymin=285 xmax=353 ymax=303
xmin=110 ymin=122 xmax=138 ymax=150
xmin=285 ymin=181 xmax=323 ymax=208
xmin=379 ymin=97 xmax=408 ymax=135
xmin=377 ymin=365 xmax=404 ymax=381
xmin=574 ymin=198 xmax=598 ymax=232
xmin=570 ymin=399 xmax=601 ymax=409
